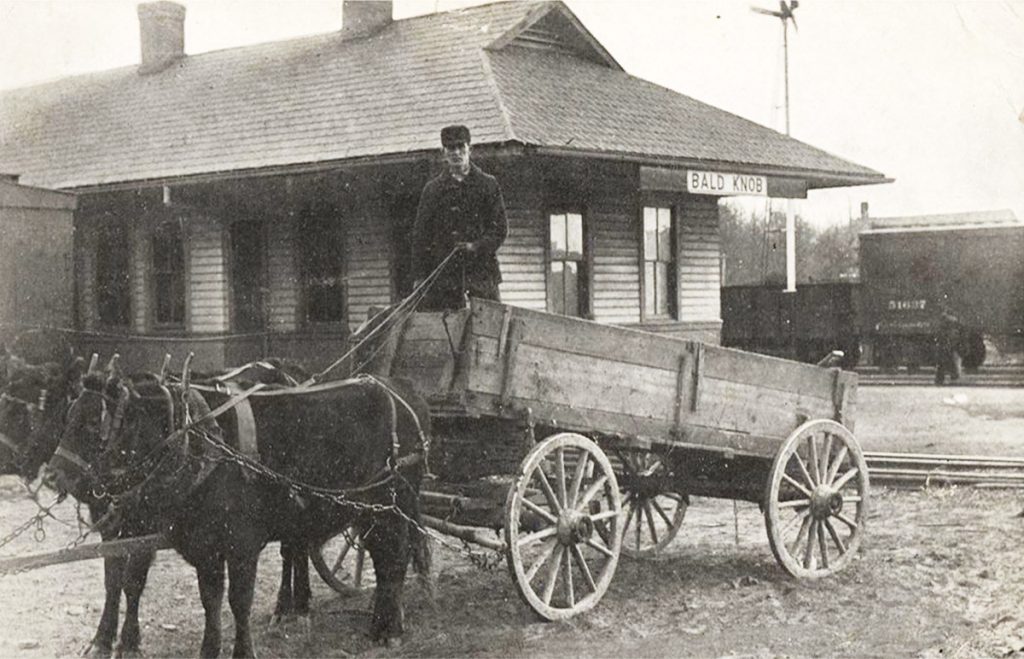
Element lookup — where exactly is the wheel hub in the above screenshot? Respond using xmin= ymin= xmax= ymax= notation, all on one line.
xmin=809 ymin=486 xmax=843 ymax=520
xmin=557 ymin=511 xmax=594 ymax=545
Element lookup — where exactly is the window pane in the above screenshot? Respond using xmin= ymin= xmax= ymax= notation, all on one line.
xmin=547 ymin=260 xmax=565 ymax=314
xmin=655 ymin=262 xmax=669 ymax=315
xmin=566 ymin=213 xmax=583 ymax=260
xmin=152 ymin=221 xmax=185 ymax=325
xmin=564 ymin=261 xmax=579 ymax=316
xmin=643 ymin=207 xmax=657 ymax=259
xmin=658 ymin=211 xmax=673 ymax=262
xmin=301 ymin=207 xmax=345 ymax=323
xmin=231 ymin=222 xmax=265 ymax=331
xmin=97 ymin=225 xmax=130 ymax=326
xmin=550 ymin=214 xmax=567 ymax=260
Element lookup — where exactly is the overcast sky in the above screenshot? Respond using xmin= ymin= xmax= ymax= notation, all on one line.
xmin=1 ymin=0 xmax=1022 ymax=226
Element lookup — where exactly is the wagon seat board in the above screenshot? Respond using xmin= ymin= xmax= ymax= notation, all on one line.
xmin=390 ymin=299 xmax=857 ymax=461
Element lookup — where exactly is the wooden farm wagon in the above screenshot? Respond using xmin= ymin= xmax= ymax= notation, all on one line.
xmin=314 ymin=299 xmax=868 ymax=621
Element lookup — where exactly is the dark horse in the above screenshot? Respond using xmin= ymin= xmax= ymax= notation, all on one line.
xmin=47 ymin=373 xmax=430 ymax=657
xmin=1 ymin=358 xmax=160 ymax=658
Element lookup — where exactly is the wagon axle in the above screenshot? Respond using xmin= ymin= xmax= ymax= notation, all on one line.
xmin=809 ymin=486 xmax=845 ymax=520
xmin=556 ymin=511 xmax=594 ymax=545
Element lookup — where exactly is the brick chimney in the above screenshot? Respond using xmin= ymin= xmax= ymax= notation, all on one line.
xmin=342 ymin=0 xmax=393 ymax=38
xmin=137 ymin=1 xmax=185 ymax=74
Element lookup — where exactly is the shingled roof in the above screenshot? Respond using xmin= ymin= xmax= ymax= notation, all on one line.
xmin=0 ymin=1 xmax=888 ymax=191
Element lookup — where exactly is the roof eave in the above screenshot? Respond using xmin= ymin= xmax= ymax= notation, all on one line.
xmin=528 ymin=144 xmax=892 ymax=190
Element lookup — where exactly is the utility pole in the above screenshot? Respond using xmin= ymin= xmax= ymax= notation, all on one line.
xmin=752 ymin=1 xmax=799 ymax=292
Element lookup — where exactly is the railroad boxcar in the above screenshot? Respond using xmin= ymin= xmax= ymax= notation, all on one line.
xmin=0 ymin=178 xmax=76 ymax=358
xmin=721 ymin=282 xmax=860 ymax=367
xmin=858 ymin=210 xmax=1024 ymax=369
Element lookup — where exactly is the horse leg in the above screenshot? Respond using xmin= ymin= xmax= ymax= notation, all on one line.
xmin=293 ymin=541 xmax=312 ymax=635
xmin=87 ymin=556 xmax=125 ymax=658
xmin=196 ymin=558 xmax=225 ymax=659
xmin=114 ymin=551 xmax=154 ymax=658
xmin=271 ymin=541 xmax=294 ymax=624
xmin=363 ymin=515 xmax=411 ymax=645
xmin=227 ymin=553 xmax=260 ymax=659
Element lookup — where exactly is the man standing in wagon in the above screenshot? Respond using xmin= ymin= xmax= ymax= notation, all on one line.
xmin=411 ymin=124 xmax=508 ymax=311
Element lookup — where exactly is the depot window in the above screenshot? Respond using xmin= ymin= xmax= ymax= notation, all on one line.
xmin=548 ymin=211 xmax=588 ymax=317
xmin=300 ymin=204 xmax=346 ymax=325
xmin=152 ymin=220 xmax=186 ymax=327
xmin=95 ymin=223 xmax=131 ymax=327
xmin=642 ymin=206 xmax=676 ymax=319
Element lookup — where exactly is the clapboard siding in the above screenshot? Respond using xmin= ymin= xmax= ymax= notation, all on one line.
xmin=592 ymin=206 xmax=640 ymax=324
xmin=678 ymin=196 xmax=721 ymax=322
xmin=498 ymin=208 xmax=546 ymax=311
xmin=189 ymin=218 xmax=229 ymax=333
xmin=266 ymin=215 xmax=298 ymax=332
xmin=346 ymin=209 xmax=393 ymax=331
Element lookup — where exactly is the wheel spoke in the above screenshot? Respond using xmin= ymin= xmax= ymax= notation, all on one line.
xmin=823 ymin=518 xmax=847 ymax=555
xmin=650 ymin=498 xmax=675 ymax=527
xmin=586 ymin=536 xmax=615 ymax=558
xmin=826 ymin=445 xmax=849 ymax=484
xmin=562 ymin=547 xmax=575 ymax=608
xmin=803 ymin=519 xmax=817 ymax=569
xmin=589 ymin=509 xmax=619 ymax=523
xmin=556 ymin=448 xmax=568 ymax=508
xmin=820 ymin=433 xmax=833 ymax=482
xmin=516 ymin=525 xmax=558 ymax=548
xmin=807 ymin=435 xmax=821 ymax=486
xmin=568 ymin=451 xmax=590 ymax=508
xmin=536 ymin=468 xmax=563 ymax=513
xmin=792 ymin=451 xmax=816 ymax=490
xmin=331 ymin=538 xmax=353 ymax=573
xmin=525 ymin=538 xmax=558 ymax=584
xmin=782 ymin=473 xmax=813 ymax=498
xmin=522 ymin=496 xmax=558 ymax=525
xmin=833 ymin=467 xmax=860 ymax=490
xmin=780 ymin=508 xmax=808 ymax=536
xmin=621 ymin=498 xmax=638 ymax=544
xmin=789 ymin=514 xmax=812 ymax=556
xmin=842 ymin=495 xmax=863 ymax=504
xmin=642 ymin=500 xmax=659 ymax=546
xmin=541 ymin=545 xmax=564 ymax=605
xmin=570 ymin=544 xmax=597 ymax=592
xmin=575 ymin=474 xmax=609 ymax=511
xmin=816 ymin=521 xmax=830 ymax=569
xmin=778 ymin=497 xmax=812 ymax=509
xmin=835 ymin=512 xmax=859 ymax=532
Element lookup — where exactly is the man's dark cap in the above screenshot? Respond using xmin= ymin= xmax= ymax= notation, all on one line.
xmin=441 ymin=124 xmax=471 ymax=147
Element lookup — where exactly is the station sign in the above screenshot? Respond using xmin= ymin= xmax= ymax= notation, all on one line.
xmin=686 ymin=170 xmax=768 ymax=197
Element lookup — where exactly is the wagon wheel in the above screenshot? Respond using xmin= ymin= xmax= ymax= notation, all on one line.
xmin=764 ymin=419 xmax=869 ymax=579
xmin=505 ymin=433 xmax=622 ymax=620
xmin=614 ymin=450 xmax=687 ymax=558
xmin=311 ymin=526 xmax=371 ymax=595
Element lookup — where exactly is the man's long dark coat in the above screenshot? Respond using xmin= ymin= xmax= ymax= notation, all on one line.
xmin=411 ymin=163 xmax=508 ymax=310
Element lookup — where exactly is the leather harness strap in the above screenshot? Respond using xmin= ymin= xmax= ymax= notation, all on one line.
xmin=223 ymin=382 xmax=260 ymax=460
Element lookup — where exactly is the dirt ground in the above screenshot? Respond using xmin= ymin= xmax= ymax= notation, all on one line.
xmin=1 ymin=384 xmax=1023 ymax=658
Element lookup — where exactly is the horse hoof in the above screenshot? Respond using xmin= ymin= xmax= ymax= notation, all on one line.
xmin=114 ymin=646 xmax=144 ymax=659
xmin=299 ymin=615 xmax=312 ymax=637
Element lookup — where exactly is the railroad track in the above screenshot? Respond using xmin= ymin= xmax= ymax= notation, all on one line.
xmin=856 ymin=365 xmax=1024 ymax=387
xmin=865 ymin=451 xmax=1024 ymax=489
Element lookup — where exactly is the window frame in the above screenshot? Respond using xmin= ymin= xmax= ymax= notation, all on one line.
xmin=94 ymin=220 xmax=132 ymax=329
xmin=639 ymin=202 xmax=679 ymax=322
xmin=228 ymin=219 xmax=268 ymax=332
xmin=545 ymin=208 xmax=591 ymax=318
xmin=150 ymin=218 xmax=187 ymax=330
xmin=298 ymin=201 xmax=347 ymax=328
